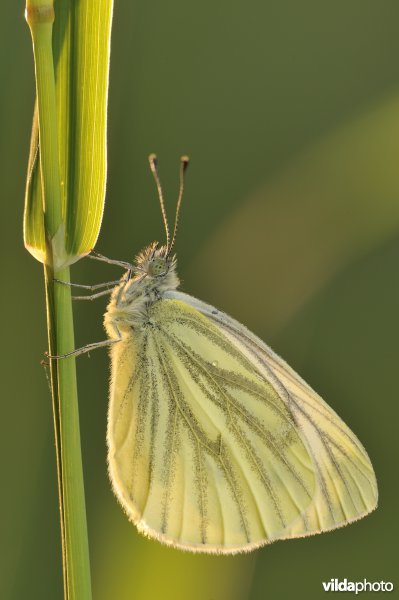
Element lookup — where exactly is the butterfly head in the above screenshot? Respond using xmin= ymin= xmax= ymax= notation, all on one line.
xmin=134 ymin=242 xmax=176 ymax=279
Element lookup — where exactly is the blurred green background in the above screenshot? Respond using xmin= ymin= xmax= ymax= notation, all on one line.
xmin=1 ymin=1 xmax=399 ymax=598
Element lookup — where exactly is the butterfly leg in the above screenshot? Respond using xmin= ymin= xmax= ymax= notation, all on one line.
xmin=46 ymin=337 xmax=121 ymax=360
xmin=72 ymin=289 xmax=116 ymax=301
xmin=54 ymin=277 xmax=129 ymax=301
xmin=54 ymin=278 xmax=123 ymax=291
xmin=88 ymin=250 xmax=133 ymax=270
xmin=40 ymin=357 xmax=52 ymax=391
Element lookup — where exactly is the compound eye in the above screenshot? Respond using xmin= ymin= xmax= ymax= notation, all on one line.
xmin=149 ymin=257 xmax=167 ymax=276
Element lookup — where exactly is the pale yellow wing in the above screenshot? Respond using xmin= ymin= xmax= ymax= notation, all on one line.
xmin=107 ymin=298 xmax=318 ymax=553
xmin=167 ymin=291 xmax=378 ymax=538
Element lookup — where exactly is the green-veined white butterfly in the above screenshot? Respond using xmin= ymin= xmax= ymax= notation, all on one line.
xmin=61 ymin=154 xmax=378 ymax=554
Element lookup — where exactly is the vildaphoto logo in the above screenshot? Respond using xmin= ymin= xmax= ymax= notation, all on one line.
xmin=322 ymin=579 xmax=394 ymax=594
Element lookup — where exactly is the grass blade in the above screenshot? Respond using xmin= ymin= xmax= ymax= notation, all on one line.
xmin=25 ymin=0 xmax=114 ymax=268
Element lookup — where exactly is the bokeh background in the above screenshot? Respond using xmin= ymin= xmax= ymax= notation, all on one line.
xmin=1 ymin=1 xmax=399 ymax=598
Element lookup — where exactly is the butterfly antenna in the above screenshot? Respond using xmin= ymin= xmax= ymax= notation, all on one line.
xmin=148 ymin=153 xmax=170 ymax=250
xmin=169 ymin=155 xmax=189 ymax=254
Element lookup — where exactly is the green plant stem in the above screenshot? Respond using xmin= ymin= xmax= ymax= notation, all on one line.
xmin=46 ymin=263 xmax=92 ymax=600
xmin=26 ymin=2 xmax=92 ymax=598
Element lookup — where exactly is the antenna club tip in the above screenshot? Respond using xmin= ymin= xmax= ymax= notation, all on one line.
xmin=148 ymin=153 xmax=158 ymax=165
xmin=180 ymin=155 xmax=190 ymax=169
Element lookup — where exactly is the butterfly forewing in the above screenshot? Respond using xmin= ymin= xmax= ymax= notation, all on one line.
xmin=107 ymin=298 xmax=317 ymax=553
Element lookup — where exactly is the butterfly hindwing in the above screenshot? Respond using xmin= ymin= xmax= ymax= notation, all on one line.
xmin=167 ymin=291 xmax=378 ymax=537
xmin=107 ymin=298 xmax=318 ymax=553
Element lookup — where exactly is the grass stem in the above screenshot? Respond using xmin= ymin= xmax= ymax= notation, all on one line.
xmin=26 ymin=2 xmax=92 ymax=597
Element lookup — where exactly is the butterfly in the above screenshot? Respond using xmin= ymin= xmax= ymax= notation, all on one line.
xmin=64 ymin=154 xmax=378 ymax=554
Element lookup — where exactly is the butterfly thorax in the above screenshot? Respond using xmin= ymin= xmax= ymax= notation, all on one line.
xmin=104 ymin=242 xmax=180 ymax=336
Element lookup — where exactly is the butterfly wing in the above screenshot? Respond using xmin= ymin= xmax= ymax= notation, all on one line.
xmin=166 ymin=291 xmax=378 ymax=537
xmin=107 ymin=297 xmax=319 ymax=553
